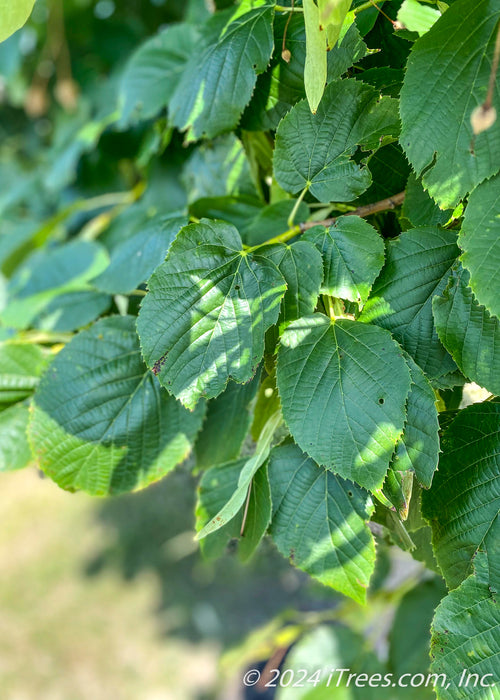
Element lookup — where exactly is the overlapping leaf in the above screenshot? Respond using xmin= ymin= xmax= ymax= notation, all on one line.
xmin=459 ymin=172 xmax=500 ymax=319
xmin=169 ymin=1 xmax=275 ymax=141
xmin=391 ymin=351 xmax=439 ymax=488
xmin=268 ymin=443 xmax=375 ymax=604
xmin=421 ymin=402 xmax=500 ymax=589
xmin=360 ymin=227 xmax=459 ymax=379
xmin=29 ymin=316 xmax=205 ymax=495
xmin=243 ymin=14 xmax=366 ymax=131
xmin=119 ymin=23 xmax=199 ymax=126
xmin=195 ymin=410 xmax=281 ymax=539
xmin=273 ymin=78 xmax=400 ymax=202
xmin=137 ymin=220 xmax=286 ymax=409
xmin=1 ymin=240 xmax=109 ymax=330
xmin=0 ymin=404 xmax=32 ymax=472
xmin=261 ymin=240 xmax=323 ymax=326
xmin=195 ymin=457 xmax=271 ymax=561
xmin=276 ymin=314 xmax=411 ymax=491
xmin=94 ymin=215 xmax=187 ymax=295
xmin=304 ymin=215 xmax=384 ymax=304
xmin=0 ymin=343 xmax=48 ymax=405
xmin=400 ymin=0 xmax=500 ymax=208
xmin=195 ymin=374 xmax=260 ymax=469
xmin=433 ymin=263 xmax=500 ymax=396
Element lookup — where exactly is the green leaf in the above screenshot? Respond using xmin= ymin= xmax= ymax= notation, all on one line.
xmin=318 ymin=0 xmax=351 ymax=50
xmin=195 ymin=373 xmax=260 ymax=469
xmin=430 ymin=550 xmax=500 ymax=700
xmin=421 ymin=402 xmax=500 ymax=588
xmin=397 ymin=0 xmax=441 ymax=36
xmin=261 ymin=240 xmax=324 ymax=326
xmin=181 ymin=134 xmax=258 ymax=204
xmin=433 ymin=263 xmax=500 ymax=396
xmin=0 ymin=343 xmax=48 ymax=405
xmin=32 ymin=291 xmax=111 ymax=333
xmin=29 ymin=316 xmax=205 ymax=496
xmin=241 ymin=199 xmax=310 ymax=247
xmin=195 ymin=457 xmax=272 ymax=561
xmin=119 ymin=23 xmax=199 ymax=126
xmin=0 ymin=404 xmax=32 ymax=472
xmin=399 ymin=0 xmax=500 ymax=208
xmin=1 ymin=240 xmax=109 ymax=330
xmin=304 ymin=215 xmax=385 ymax=304
xmin=276 ymin=625 xmax=383 ymax=700
xmin=251 ymin=369 xmax=281 ymax=441
xmin=392 ymin=351 xmax=439 ymax=489
xmin=277 ymin=315 xmax=411 ymax=492
xmin=0 ymin=0 xmax=36 ymax=43
xmin=93 ymin=216 xmax=187 ymax=295
xmin=459 ymin=171 xmax=500 ymax=319
xmin=268 ymin=443 xmax=375 ymax=603
xmin=402 ymin=173 xmax=452 ymax=228
xmin=137 ymin=220 xmax=286 ymax=409
xmin=195 ymin=409 xmax=281 ymax=539
xmin=389 ymin=578 xmax=447 ymax=700
xmin=243 ymin=14 xmax=366 ymax=131
xmin=273 ymin=79 xmax=400 ymax=202
xmin=360 ymin=227 xmax=459 ymax=379
xmin=169 ymin=2 xmax=275 ymax=141
xmin=303 ymin=0 xmax=327 ymax=114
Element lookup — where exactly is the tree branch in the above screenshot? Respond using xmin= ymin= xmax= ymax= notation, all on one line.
xmin=299 ymin=191 xmax=406 ymax=232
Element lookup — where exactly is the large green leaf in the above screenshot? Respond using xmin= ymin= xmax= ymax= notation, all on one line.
xmin=169 ymin=1 xmax=275 ymax=141
xmin=430 ymin=550 xmax=499 ymax=700
xmin=268 ymin=443 xmax=375 ymax=603
xmin=304 ymin=215 xmax=385 ymax=304
xmin=0 ymin=0 xmax=36 ymax=43
xmin=360 ymin=227 xmax=459 ymax=379
xmin=195 ymin=373 xmax=260 ymax=469
xmin=1 ymin=240 xmax=109 ymax=330
xmin=433 ymin=263 xmax=500 ymax=396
xmin=273 ymin=78 xmax=400 ymax=202
xmin=0 ymin=343 xmax=48 ymax=405
xmin=195 ymin=457 xmax=271 ymax=561
xmin=137 ymin=220 xmax=286 ymax=409
xmin=261 ymin=240 xmax=323 ymax=327
xmin=459 ymin=172 xmax=500 ymax=319
xmin=399 ymin=0 xmax=500 ymax=208
xmin=0 ymin=404 xmax=32 ymax=472
xmin=29 ymin=316 xmax=205 ymax=496
xmin=119 ymin=23 xmax=199 ymax=126
xmin=421 ymin=402 xmax=500 ymax=588
xmin=93 ymin=216 xmax=187 ymax=295
xmin=391 ymin=351 xmax=439 ymax=489
xmin=276 ymin=315 xmax=411 ymax=491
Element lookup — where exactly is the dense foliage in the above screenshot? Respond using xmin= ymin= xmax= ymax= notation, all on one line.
xmin=1 ymin=0 xmax=499 ymax=697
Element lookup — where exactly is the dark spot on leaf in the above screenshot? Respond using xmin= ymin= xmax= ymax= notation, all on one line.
xmin=235 ymin=284 xmax=240 ymax=290
xmin=378 ymin=397 xmax=385 ymax=404
xmin=348 ymin=491 xmax=353 ymax=497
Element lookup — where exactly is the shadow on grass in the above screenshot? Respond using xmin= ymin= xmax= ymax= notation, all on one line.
xmin=84 ymin=464 xmax=338 ymax=649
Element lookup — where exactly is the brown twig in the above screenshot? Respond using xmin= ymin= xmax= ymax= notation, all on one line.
xmin=299 ymin=190 xmax=406 ymax=232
